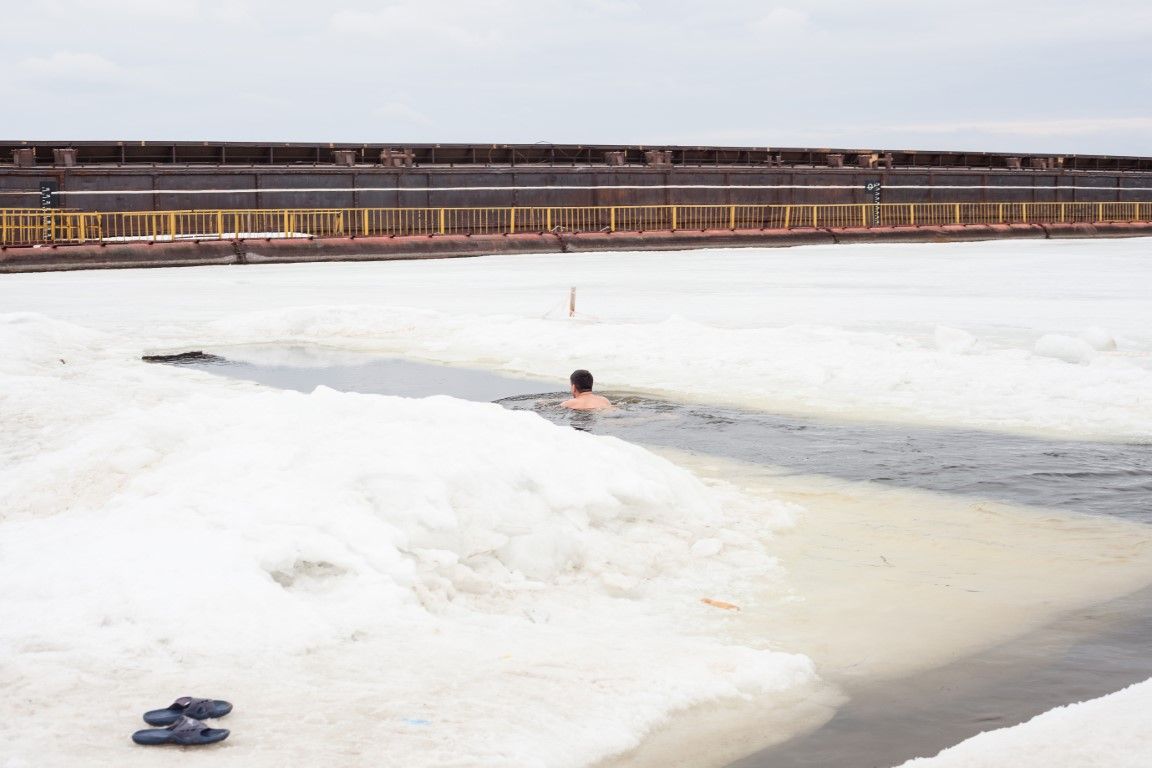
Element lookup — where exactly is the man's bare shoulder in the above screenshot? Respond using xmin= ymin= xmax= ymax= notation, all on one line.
xmin=563 ymin=394 xmax=612 ymax=411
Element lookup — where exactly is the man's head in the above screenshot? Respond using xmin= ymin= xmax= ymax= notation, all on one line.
xmin=569 ymin=369 xmax=594 ymax=394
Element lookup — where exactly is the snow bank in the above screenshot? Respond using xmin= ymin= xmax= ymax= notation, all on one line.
xmin=900 ymin=678 xmax=1152 ymax=768
xmin=1 ymin=239 xmax=1150 ymax=439
xmin=0 ymin=314 xmax=813 ymax=767
xmin=1034 ymin=334 xmax=1096 ymax=365
xmin=1079 ymin=326 xmax=1118 ymax=352
xmin=933 ymin=325 xmax=978 ymax=355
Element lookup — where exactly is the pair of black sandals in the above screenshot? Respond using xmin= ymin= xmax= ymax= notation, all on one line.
xmin=131 ymin=697 xmax=232 ymax=746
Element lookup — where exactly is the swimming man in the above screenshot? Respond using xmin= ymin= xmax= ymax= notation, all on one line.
xmin=562 ymin=369 xmax=611 ymax=410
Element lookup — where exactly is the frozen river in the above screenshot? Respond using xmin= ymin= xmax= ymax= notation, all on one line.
xmin=4 ymin=238 xmax=1152 ymax=768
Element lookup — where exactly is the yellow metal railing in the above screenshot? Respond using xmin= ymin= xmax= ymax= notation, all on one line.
xmin=2 ymin=202 xmax=1149 ymax=246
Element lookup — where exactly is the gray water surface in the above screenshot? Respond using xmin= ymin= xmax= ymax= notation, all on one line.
xmin=500 ymin=394 xmax=1152 ymax=523
xmin=730 ymin=583 xmax=1152 ymax=768
xmin=166 ymin=351 xmax=551 ymax=402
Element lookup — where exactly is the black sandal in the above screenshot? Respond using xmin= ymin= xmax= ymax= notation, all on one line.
xmin=132 ymin=715 xmax=229 ymax=746
xmin=143 ymin=696 xmax=232 ymax=726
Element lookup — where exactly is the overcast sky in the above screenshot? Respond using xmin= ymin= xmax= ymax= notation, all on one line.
xmin=6 ymin=0 xmax=1151 ymax=155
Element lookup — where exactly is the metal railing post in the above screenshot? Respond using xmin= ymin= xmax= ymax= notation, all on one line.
xmin=729 ymin=204 xmax=736 ymax=230
xmin=438 ymin=208 xmax=446 ymax=235
xmin=670 ymin=205 xmax=677 ymax=230
xmin=1097 ymin=202 xmax=1104 ymax=222
xmin=954 ymin=203 xmax=960 ymax=225
xmin=509 ymin=207 xmax=516 ymax=234
xmin=610 ymin=207 xmax=617 ymax=233
xmin=784 ymin=205 xmax=792 ymax=229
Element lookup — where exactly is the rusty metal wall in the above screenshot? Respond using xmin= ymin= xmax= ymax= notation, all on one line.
xmin=5 ymin=140 xmax=1152 ymax=172
xmin=3 ymin=165 xmax=1152 ymax=212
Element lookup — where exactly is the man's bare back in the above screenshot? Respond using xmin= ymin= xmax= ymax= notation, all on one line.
xmin=562 ymin=391 xmax=612 ymax=411
xmin=562 ymin=369 xmax=611 ymax=411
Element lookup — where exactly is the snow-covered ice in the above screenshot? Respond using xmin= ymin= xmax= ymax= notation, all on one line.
xmin=3 ymin=238 xmax=1152 ymax=767
xmin=899 ymin=679 xmax=1152 ymax=768
xmin=1034 ymin=333 xmax=1098 ymax=365
xmin=0 ymin=313 xmax=818 ymax=767
xmin=2 ymin=238 xmax=1150 ymax=439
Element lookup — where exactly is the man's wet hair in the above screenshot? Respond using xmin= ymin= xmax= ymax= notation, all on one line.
xmin=570 ymin=369 xmax=594 ymax=393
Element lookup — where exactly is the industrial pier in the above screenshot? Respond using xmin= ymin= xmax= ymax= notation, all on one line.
xmin=3 ymin=141 xmax=1151 ymax=272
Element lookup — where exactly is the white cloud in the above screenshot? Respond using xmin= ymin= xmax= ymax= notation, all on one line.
xmin=750 ymin=7 xmax=810 ymax=34
xmin=29 ymin=0 xmax=201 ymax=21
xmin=328 ymin=3 xmax=510 ymax=48
xmin=881 ymin=117 xmax=1152 ymax=138
xmin=580 ymin=0 xmax=641 ymax=13
xmin=16 ymin=52 xmax=125 ymax=83
xmin=101 ymin=0 xmax=201 ymax=18
xmin=371 ymin=101 xmax=435 ymax=127
xmin=3 ymin=0 xmax=1150 ymax=155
